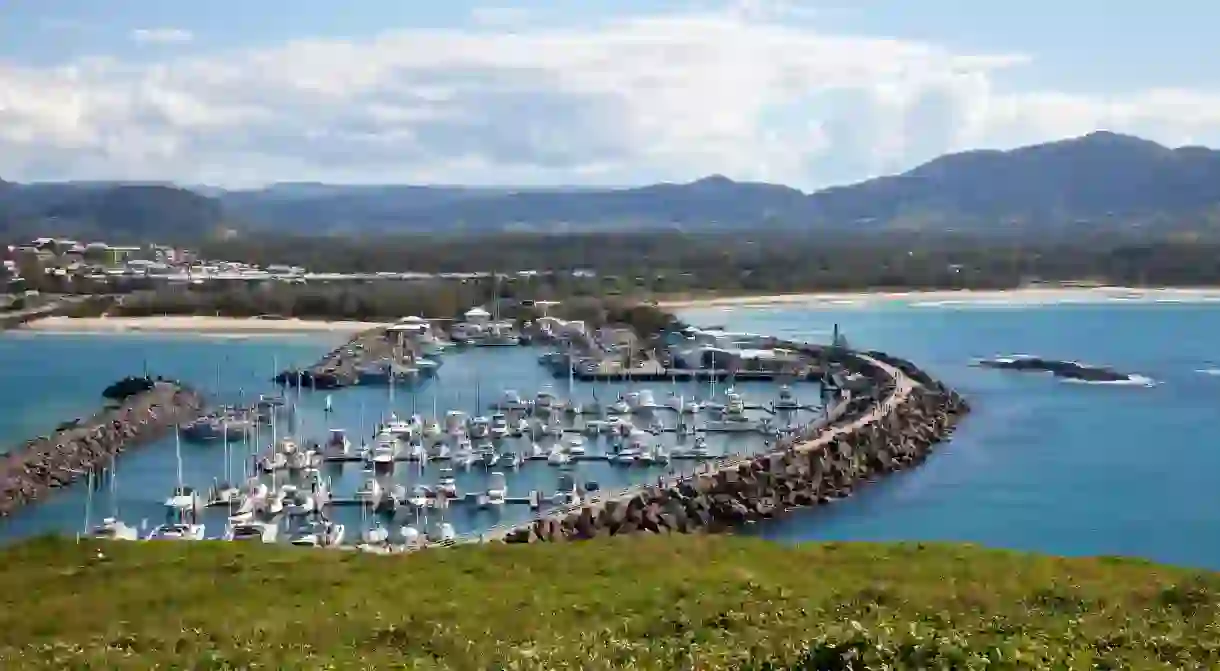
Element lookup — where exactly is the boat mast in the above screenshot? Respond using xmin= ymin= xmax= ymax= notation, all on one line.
xmin=83 ymin=468 xmax=94 ymax=534
xmin=174 ymin=426 xmax=184 ymax=490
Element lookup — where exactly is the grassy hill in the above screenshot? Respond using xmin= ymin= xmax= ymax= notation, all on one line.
xmin=2 ymin=536 xmax=1217 ymax=669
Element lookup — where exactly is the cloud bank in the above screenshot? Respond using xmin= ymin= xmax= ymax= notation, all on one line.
xmin=3 ymin=5 xmax=1220 ymax=188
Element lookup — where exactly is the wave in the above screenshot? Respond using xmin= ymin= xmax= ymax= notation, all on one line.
xmin=1062 ymin=374 xmax=1157 ymax=387
xmin=1196 ymin=368 xmax=1220 ymax=376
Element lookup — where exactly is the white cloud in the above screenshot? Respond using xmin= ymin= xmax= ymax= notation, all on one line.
xmin=2 ymin=5 xmax=1220 ymax=188
xmin=130 ymin=28 xmax=194 ymax=45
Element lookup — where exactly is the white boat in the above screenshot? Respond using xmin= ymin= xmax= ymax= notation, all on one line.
xmin=224 ymin=520 xmax=279 ymax=542
xmin=407 ymin=439 xmax=427 ymax=461
xmin=634 ymin=390 xmax=659 ymax=411
xmin=612 ymin=448 xmax=641 ymax=465
xmin=506 ymin=452 xmax=523 ymax=469
xmin=481 ymin=448 xmax=501 ymax=468
xmin=649 ymin=445 xmax=671 ymax=466
xmin=150 ymin=430 xmax=206 ymax=540
xmin=422 ymin=420 xmax=443 ymax=439
xmin=89 ymin=517 xmax=139 ymax=541
xmin=683 ymin=400 xmax=703 ymax=414
xmin=355 ymin=477 xmax=383 ymax=506
xmin=535 ymin=388 xmax=560 ymax=411
xmin=362 ymin=525 xmax=390 ymax=545
xmin=146 ymin=521 xmax=206 ymax=541
xmin=436 ymin=468 xmax=458 ymax=498
xmin=487 ymin=471 xmax=507 ymax=507
xmin=281 ymin=485 xmax=315 ymax=516
xmin=775 ymin=385 xmax=800 ymax=410
xmin=494 ymin=389 xmax=530 ymax=411
xmin=513 ymin=417 xmax=531 ymax=436
xmin=427 ymin=521 xmax=456 ymax=543
xmin=164 ymin=485 xmax=202 ymax=514
xmin=287 ymin=448 xmax=312 ymax=471
xmin=564 ymin=435 xmax=587 ymax=455
xmin=725 ymin=389 xmax=747 ymax=417
xmin=547 ymin=447 xmax=570 ymax=466
xmin=469 ymin=416 xmax=491 ymax=439
xmin=377 ymin=414 xmax=416 ymax=440
xmin=444 ymin=410 xmax=469 ymax=435
xmin=324 ymin=429 xmax=351 ymax=456
xmin=544 ymin=419 xmax=564 ymax=437
xmin=289 ymin=520 xmax=345 ymax=547
xmin=259 ymin=451 xmax=287 ymax=473
xmin=584 ymin=420 xmax=607 ymax=435
xmin=489 ymin=413 xmax=509 ymax=438
xmin=367 ymin=432 xmax=400 ymax=466
xmin=664 ymin=392 xmax=683 ymax=411
xmin=452 ymin=439 xmax=478 ymax=469
xmin=691 ymin=436 xmax=711 ymax=457
xmin=608 ymin=398 xmax=631 ymax=415
xmin=400 ymin=525 xmax=422 ymax=546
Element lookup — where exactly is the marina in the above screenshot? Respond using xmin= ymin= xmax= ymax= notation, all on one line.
xmin=1 ymin=312 xmax=840 ymax=549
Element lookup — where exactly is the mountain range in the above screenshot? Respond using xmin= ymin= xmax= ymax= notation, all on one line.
xmin=3 ymin=131 xmax=1220 ymax=243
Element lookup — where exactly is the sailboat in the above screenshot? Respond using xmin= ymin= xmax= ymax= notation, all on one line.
xmin=147 ymin=427 xmax=206 ymax=540
xmin=87 ymin=458 xmax=139 ymax=541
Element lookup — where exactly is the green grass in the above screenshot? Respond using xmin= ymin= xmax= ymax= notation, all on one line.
xmin=3 ymin=536 xmax=1219 ymax=669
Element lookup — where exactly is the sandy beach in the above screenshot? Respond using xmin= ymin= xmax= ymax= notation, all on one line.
xmin=657 ymin=286 xmax=1220 ymax=309
xmin=19 ymin=315 xmax=387 ymax=335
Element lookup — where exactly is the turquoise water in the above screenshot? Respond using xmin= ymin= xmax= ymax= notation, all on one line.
xmin=6 ymin=302 xmax=1220 ymax=569
xmin=0 ymin=332 xmax=805 ymax=541
xmin=678 ymin=301 xmax=1220 ymax=569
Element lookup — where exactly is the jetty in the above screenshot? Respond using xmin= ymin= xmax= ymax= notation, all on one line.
xmin=0 ymin=377 xmax=205 ymax=516
xmin=272 ymin=327 xmax=400 ymax=389
xmin=481 ymin=343 xmax=969 ymax=544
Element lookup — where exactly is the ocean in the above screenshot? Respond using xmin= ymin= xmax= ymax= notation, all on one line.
xmin=3 ymin=301 xmax=1219 ymax=568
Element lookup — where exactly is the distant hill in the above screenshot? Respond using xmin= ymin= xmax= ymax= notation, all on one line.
xmin=0 ymin=184 xmax=226 ymax=243
xmin=3 ymin=132 xmax=1220 ymax=240
xmin=804 ymin=131 xmax=1220 ymax=236
xmin=211 ymin=133 xmax=1220 ymax=237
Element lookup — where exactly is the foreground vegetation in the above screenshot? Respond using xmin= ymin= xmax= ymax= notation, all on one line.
xmin=3 ymin=536 xmax=1218 ymax=669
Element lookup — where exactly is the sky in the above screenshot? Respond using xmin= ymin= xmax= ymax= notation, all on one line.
xmin=1 ymin=0 xmax=1218 ymax=189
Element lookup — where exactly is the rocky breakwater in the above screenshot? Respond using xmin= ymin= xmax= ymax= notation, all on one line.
xmin=0 ymin=376 xmax=205 ymax=516
xmin=503 ymin=351 xmax=969 ymax=543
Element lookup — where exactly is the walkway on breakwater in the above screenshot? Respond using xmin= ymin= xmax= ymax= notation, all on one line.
xmin=463 ymin=354 xmax=910 ymax=545
xmin=273 ymin=327 xmax=398 ymax=389
xmin=0 ymin=380 xmax=205 ymax=516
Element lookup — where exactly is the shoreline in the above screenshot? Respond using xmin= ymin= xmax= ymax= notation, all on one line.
xmin=657 ymin=286 xmax=1220 ymax=309
xmin=16 ymin=315 xmax=387 ymax=336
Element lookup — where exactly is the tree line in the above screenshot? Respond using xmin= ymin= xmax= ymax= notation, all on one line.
xmin=197 ymin=231 xmax=1220 ymax=291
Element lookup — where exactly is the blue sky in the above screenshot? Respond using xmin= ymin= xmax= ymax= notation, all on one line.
xmin=1 ymin=1 xmax=1217 ymax=187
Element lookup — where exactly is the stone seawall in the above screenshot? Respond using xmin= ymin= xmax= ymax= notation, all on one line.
xmin=503 ymin=350 xmax=969 ymax=543
xmin=0 ymin=380 xmax=205 ymax=516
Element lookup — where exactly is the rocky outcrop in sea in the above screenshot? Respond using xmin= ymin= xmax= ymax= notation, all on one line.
xmin=0 ymin=379 xmax=205 ymax=516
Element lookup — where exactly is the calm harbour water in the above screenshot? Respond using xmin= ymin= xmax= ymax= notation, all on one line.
xmin=3 ymin=300 xmax=1220 ymax=568
xmin=0 ymin=331 xmax=810 ymax=542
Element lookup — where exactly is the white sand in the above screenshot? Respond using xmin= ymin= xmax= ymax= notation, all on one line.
xmin=20 ymin=315 xmax=387 ymax=335
xmin=657 ymin=286 xmax=1220 ymax=310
